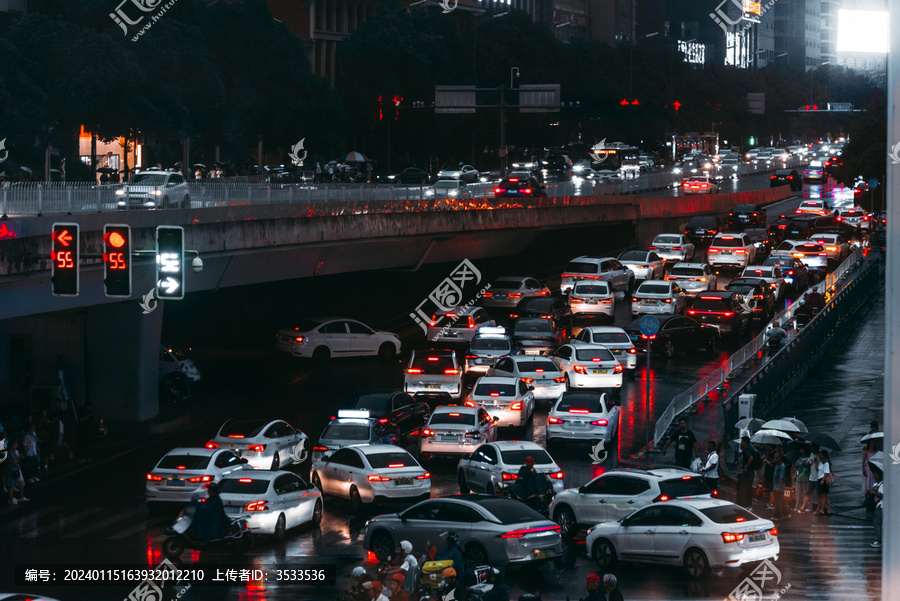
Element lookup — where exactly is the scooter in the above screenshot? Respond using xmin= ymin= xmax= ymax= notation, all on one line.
xmin=162 ymin=500 xmax=252 ymax=558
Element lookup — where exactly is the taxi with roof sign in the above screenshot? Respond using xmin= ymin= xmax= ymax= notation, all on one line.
xmin=465 ymin=326 xmax=514 ymax=375
xmin=312 ymin=410 xmax=400 ymax=463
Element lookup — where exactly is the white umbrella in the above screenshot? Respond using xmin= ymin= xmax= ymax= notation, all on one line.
xmin=735 ymin=418 xmax=766 ymax=433
xmin=763 ymin=419 xmax=802 ymax=433
xmin=780 ymin=417 xmax=809 ymax=433
xmin=751 ymin=429 xmax=793 ymax=445
xmin=868 ymin=451 xmax=884 ymax=471
xmin=861 ymin=432 xmax=884 ymax=443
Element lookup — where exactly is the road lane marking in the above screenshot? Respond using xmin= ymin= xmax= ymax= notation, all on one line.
xmin=62 ymin=507 xmax=145 ymax=539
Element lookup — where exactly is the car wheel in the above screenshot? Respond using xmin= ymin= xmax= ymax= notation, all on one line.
xmin=458 ymin=472 xmax=470 ymax=494
xmin=378 ymin=343 xmax=395 ymax=361
xmin=312 ymin=346 xmax=330 ymax=362
xmin=564 ymin=374 xmax=572 ymax=389
xmin=463 ymin=542 xmax=489 ymax=568
xmin=274 ymin=513 xmax=286 ymax=541
xmin=627 ymin=277 xmax=636 ymax=293
xmin=163 ymin=537 xmax=184 ymax=558
xmin=555 ymin=505 xmax=577 ymax=538
xmin=311 ymin=500 xmax=323 ymax=528
xmin=593 ymin=539 xmax=618 ymax=570
xmin=312 ymin=472 xmax=323 ymax=492
xmin=271 ymin=453 xmax=280 ymax=471
xmin=663 ymin=339 xmax=676 ymax=359
xmin=684 ymin=548 xmax=711 ymax=579
xmin=349 ymin=487 xmax=363 ymax=513
xmin=370 ymin=530 xmax=394 ymax=562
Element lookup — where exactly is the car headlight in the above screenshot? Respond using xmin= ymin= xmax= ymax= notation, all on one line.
xmin=151 ymin=190 xmax=162 ymax=196
xmin=388 ymin=175 xmax=396 ymax=180
xmin=115 ymin=189 xmax=125 ymax=196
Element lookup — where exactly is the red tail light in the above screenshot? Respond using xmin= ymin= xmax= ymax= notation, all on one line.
xmin=769 ymin=527 xmax=778 ymax=536
xmin=421 ymin=429 xmax=435 ymax=437
xmin=313 ymin=446 xmax=328 ymax=452
xmin=246 ymin=500 xmax=268 ymax=511
xmin=613 ymin=365 xmax=624 ymax=373
xmin=445 ymin=368 xmax=460 ymax=375
xmin=649 ymin=245 xmax=657 ymax=249
xmin=464 ymin=400 xmax=476 ymax=407
xmin=417 ymin=472 xmax=431 ymax=479
xmin=652 ymin=494 xmax=670 ymax=502
xmin=205 ymin=442 xmax=218 ymax=449
xmin=368 ymin=474 xmax=391 ymax=482
xmin=573 ymin=365 xmax=587 ymax=374
xmin=508 ymin=292 xmax=522 ymax=298
xmin=501 ymin=472 xmax=518 ymax=480
xmin=721 ymin=532 xmax=745 ymax=543
xmin=672 ymin=246 xmax=683 ymax=250
xmin=628 ymin=348 xmax=637 ymax=354
xmin=523 ymin=188 xmax=533 ymax=194
xmin=407 ymin=368 xmax=423 ymax=374
xmin=147 ymin=474 xmax=163 ymax=481
xmin=466 ymin=354 xmax=478 ymax=360
xmin=687 ymin=310 xmax=696 ymax=315
xmin=590 ymin=419 xmax=609 ymax=426
xmin=570 ymin=297 xmax=583 ymax=304
xmin=482 ymin=292 xmax=493 ymax=298
xmin=188 ymin=475 xmax=213 ymax=483
xmin=548 ymin=417 xmax=565 ymax=424
xmin=501 ymin=525 xmax=561 ymax=538
xmin=247 ymin=444 xmax=266 ymax=452
xmin=379 ymin=418 xmax=389 ymax=423
xmin=631 ymin=297 xmax=639 ymax=302
xmin=549 ymin=471 xmax=564 ymax=479
xmin=227 ymin=435 xmax=245 ymax=439
xmin=294 ymin=336 xmax=305 ymax=342
xmin=521 ymin=378 xmax=535 ymax=384
xmin=510 ymin=402 xmax=523 ymax=410
xmin=554 ymin=376 xmax=566 ymax=382
xmin=494 ymin=188 xmax=504 ymax=194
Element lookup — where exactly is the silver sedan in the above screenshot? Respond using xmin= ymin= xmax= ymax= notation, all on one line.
xmin=457 ymin=441 xmax=565 ymax=497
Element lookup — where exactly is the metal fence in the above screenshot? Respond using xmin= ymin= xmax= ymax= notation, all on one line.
xmin=652 ymin=245 xmax=868 ymax=446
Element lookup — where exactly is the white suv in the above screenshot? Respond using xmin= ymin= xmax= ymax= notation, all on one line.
xmin=116 ymin=170 xmax=190 ymax=210
xmin=707 ymin=233 xmax=756 ymax=270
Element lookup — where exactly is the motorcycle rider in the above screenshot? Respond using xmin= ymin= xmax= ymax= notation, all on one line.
xmin=435 ymin=532 xmax=465 ymax=576
xmin=440 ymin=568 xmax=468 ymax=601
xmin=349 ymin=566 xmax=370 ymax=601
xmin=803 ymin=290 xmax=826 ymax=311
xmin=191 ymin=482 xmax=233 ymax=540
xmin=582 ymin=573 xmax=607 ymax=601
xmin=766 ymin=321 xmax=788 ymax=348
xmin=482 ymin=568 xmax=509 ymax=601
xmin=514 ymin=457 xmax=553 ymax=511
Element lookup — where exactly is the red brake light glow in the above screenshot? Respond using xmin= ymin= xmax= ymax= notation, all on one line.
xmin=510 ymin=402 xmax=523 ymax=410
xmin=548 ymin=417 xmax=564 ymax=424
xmin=501 ymin=472 xmax=518 ymax=480
xmin=147 ymin=474 xmax=163 ymax=481
xmin=227 ymin=435 xmax=245 ymax=439
xmin=246 ymin=500 xmax=267 ymax=511
xmin=247 ymin=444 xmax=266 ymax=452
xmin=500 ymin=525 xmax=561 ymax=538
xmin=238 ymin=478 xmax=253 ymax=483
xmin=388 ymin=463 xmax=404 ymax=468
xmin=569 ymin=409 xmax=590 ymax=413
xmin=722 ymin=532 xmax=745 ymax=543
xmin=205 ymin=442 xmax=218 ymax=449
xmin=407 ymin=368 xmax=423 ymax=374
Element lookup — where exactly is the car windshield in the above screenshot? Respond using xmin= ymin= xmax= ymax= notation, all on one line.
xmin=764 ymin=258 xmax=790 ymax=268
xmin=515 ymin=360 xmax=558 ymax=373
xmin=491 ymin=279 xmax=523 ymax=290
xmin=669 ymin=267 xmax=705 ymax=277
xmin=574 ymin=348 xmax=615 ymax=361
xmin=157 ymin=455 xmax=212 ymax=470
xmin=727 ymin=282 xmax=757 ymax=294
xmin=367 ymin=452 xmax=417 ymax=469
xmin=290 ymin=319 xmax=323 ymax=333
xmin=714 ymin=237 xmax=745 ymax=248
xmin=565 ymin=261 xmax=599 ymax=274
xmin=499 ymin=449 xmax=553 ymax=465
xmin=700 ymin=504 xmax=758 ymax=524
xmin=812 ymin=237 xmax=835 ymax=244
xmin=219 ymin=478 xmax=270 ymax=495
xmin=556 ymin=394 xmax=604 ymax=413
xmin=800 ymin=201 xmax=822 ymax=208
xmin=659 ymin=477 xmax=712 ymax=498
xmin=514 ymin=319 xmax=553 ymax=335
xmin=430 ymin=412 xmax=476 ymax=426
xmin=476 ymin=498 xmax=546 ymax=525
xmin=411 ymin=355 xmax=455 ymax=373
xmin=654 ymin=235 xmax=681 ymax=244
xmin=219 ymin=420 xmax=268 ymax=438
xmin=352 ymin=395 xmax=390 ymax=413
xmin=322 ymin=423 xmax=370 ymax=441
xmin=637 ymin=283 xmax=670 ymax=294
xmin=574 ymin=283 xmax=610 ymax=295
xmin=590 ymin=332 xmax=630 ymax=344
xmin=619 ymin=251 xmax=648 ymax=261
xmin=473 ymin=382 xmax=517 ymax=397
xmin=129 ymin=174 xmax=167 ymax=185
xmin=687 ymin=218 xmax=715 ymax=227
xmin=470 ymin=338 xmax=511 ymax=351
xmin=745 ymin=229 xmax=767 ymax=240
xmin=690 ymin=298 xmax=730 ymax=311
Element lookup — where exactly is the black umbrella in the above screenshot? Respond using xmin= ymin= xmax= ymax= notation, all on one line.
xmin=808 ymin=433 xmax=841 ymax=451
xmin=192 ymin=163 xmax=207 ymax=170
xmin=96 ymin=167 xmax=117 ymax=174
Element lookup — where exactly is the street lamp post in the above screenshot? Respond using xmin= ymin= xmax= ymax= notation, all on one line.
xmin=629 ymin=32 xmax=659 ymax=102
xmin=811 ymin=61 xmax=831 ymax=105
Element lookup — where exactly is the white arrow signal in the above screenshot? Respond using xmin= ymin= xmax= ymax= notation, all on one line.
xmin=157 ymin=277 xmax=180 ymax=295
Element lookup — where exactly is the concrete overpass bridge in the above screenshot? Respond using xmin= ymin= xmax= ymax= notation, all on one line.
xmin=0 ymin=187 xmax=791 ymax=421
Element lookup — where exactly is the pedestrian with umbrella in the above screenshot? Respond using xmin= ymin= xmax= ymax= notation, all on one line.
xmin=794 ymin=444 xmax=815 ymax=513
xmin=867 ymin=452 xmax=884 ymax=547
xmin=862 ymin=422 xmax=883 ymax=510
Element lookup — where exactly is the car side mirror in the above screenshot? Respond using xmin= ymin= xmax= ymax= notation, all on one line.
xmin=463 ymin=453 xmax=472 ymax=460
xmin=240 ymin=458 xmax=249 ymax=464
xmin=528 ymin=386 xmax=535 ymax=391
xmin=493 ymin=416 xmax=500 ymax=422
xmin=578 ymin=485 xmax=586 ymax=494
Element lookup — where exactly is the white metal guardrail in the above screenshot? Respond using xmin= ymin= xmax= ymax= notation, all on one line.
xmin=652 ymin=245 xmax=866 ymax=446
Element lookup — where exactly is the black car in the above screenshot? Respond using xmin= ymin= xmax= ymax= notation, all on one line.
xmin=763 ymin=256 xmax=810 ymax=292
xmin=783 ymin=215 xmax=837 ymax=240
xmin=509 ymin=297 xmax=572 ymax=334
xmin=726 ymin=204 xmax=767 ymax=230
xmin=494 ymin=172 xmax=547 ymax=198
xmin=724 ymin=278 xmax=777 ymax=321
xmin=768 ymin=214 xmax=794 ymax=243
xmin=511 ymin=317 xmax=565 ymax=356
xmin=744 ymin=228 xmax=773 ymax=257
xmin=384 ymin=167 xmax=429 ymax=185
xmin=770 ymin=169 xmax=802 ymax=191
xmin=624 ymin=315 xmax=719 ymax=358
xmin=685 ymin=291 xmax=753 ymax=340
xmin=342 ymin=391 xmax=431 ymax=438
xmin=876 ymin=211 xmax=887 ymax=231
xmin=683 ymin=216 xmax=724 ymax=245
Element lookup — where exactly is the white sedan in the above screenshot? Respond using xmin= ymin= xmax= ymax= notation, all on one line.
xmin=666 ymin=263 xmax=717 ymax=296
xmin=741 ymin=266 xmax=786 ymax=300
xmin=631 ymin=281 xmax=686 ymax=316
xmin=547 ymin=392 xmax=619 ymax=447
xmin=218 ymin=470 xmax=323 ymax=540
xmin=276 ymin=317 xmax=401 ymax=361
xmin=585 ymin=499 xmax=779 ymax=579
xmin=457 ymin=441 xmax=565 ymax=497
xmin=551 ymin=343 xmax=623 ymax=392
xmin=617 ymin=250 xmax=666 ymax=281
xmin=650 ymin=234 xmax=695 ymax=263
xmin=465 ymin=376 xmax=535 ymax=429
xmin=568 ymin=281 xmax=616 ymax=320
xmin=486 ymin=355 xmax=566 ymax=401
xmin=682 ymin=176 xmax=718 ymax=195
xmin=206 ymin=418 xmax=309 ymax=471
xmin=311 ymin=444 xmax=431 ymax=511
xmin=419 ymin=406 xmax=498 ymax=460
xmin=572 ymin=327 xmax=637 ymax=374
xmin=146 ymin=447 xmax=251 ymax=505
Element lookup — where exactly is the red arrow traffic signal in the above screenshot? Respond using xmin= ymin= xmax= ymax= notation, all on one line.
xmin=52 ymin=228 xmax=74 ymax=247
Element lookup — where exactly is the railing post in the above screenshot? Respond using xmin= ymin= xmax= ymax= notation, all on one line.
xmin=67 ymin=188 xmax=73 ymax=213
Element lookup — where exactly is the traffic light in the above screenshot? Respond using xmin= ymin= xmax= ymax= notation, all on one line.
xmin=51 ymin=223 xmax=79 ymax=297
xmin=156 ymin=225 xmax=185 ymax=301
xmin=103 ymin=224 xmax=131 ymax=298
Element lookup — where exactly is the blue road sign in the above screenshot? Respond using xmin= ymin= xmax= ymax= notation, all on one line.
xmin=639 ymin=315 xmax=660 ymax=336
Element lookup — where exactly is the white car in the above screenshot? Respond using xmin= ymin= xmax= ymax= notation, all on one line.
xmin=649 ymin=234 xmax=695 ymax=262
xmin=465 ymin=326 xmax=515 ymax=374
xmin=206 ymin=418 xmax=309 ymax=471
xmin=437 ymin=164 xmax=480 ymax=183
xmin=631 ymin=280 xmax=686 ymax=316
xmin=795 ymin=199 xmax=832 ymax=215
xmin=720 ymin=158 xmax=740 ymax=174
xmin=146 ymin=447 xmax=251 ymax=505
xmin=811 ymin=233 xmax=850 ymax=265
xmin=666 ymin=263 xmax=717 ymax=296
xmin=276 ymin=317 xmax=401 ymax=361
xmin=404 ymin=349 xmax=463 ymax=400
xmin=457 ymin=441 xmax=565 ymax=497
xmin=561 ymin=257 xmax=635 ymax=295
xmin=218 ymin=471 xmax=323 ymax=540
xmin=159 ymin=345 xmax=201 ymax=382
xmin=547 ymin=392 xmax=619 ymax=447
xmin=568 ymin=281 xmax=616 ymax=320
xmin=572 ymin=327 xmax=637 ymax=374
xmin=432 ymin=179 xmax=469 ymax=198
xmin=116 ymin=170 xmax=190 ymax=209
xmin=311 ymin=410 xmax=399 ymax=464
xmin=740 ymin=266 xmax=786 ymax=300
xmin=770 ymin=240 xmax=829 ymax=273
xmin=419 ymin=406 xmax=498 ymax=460
xmin=707 ymin=233 xmax=756 ymax=270
xmin=838 ymin=208 xmax=871 ymax=230
xmin=486 ymin=355 xmax=566 ymax=401
xmin=310 ymin=444 xmax=431 ymax=511
xmin=551 ymin=343 xmax=623 ymax=391
xmin=585 ymin=499 xmax=779 ymax=578
xmin=617 ymin=250 xmax=666 ymax=281
xmin=682 ymin=176 xmax=718 ymax=195
xmin=427 ymin=306 xmax=496 ymax=344
xmin=465 ymin=376 xmax=535 ymax=429
xmin=481 ymin=277 xmax=551 ymax=309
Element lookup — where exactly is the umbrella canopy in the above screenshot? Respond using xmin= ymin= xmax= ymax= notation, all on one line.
xmin=192 ymin=163 xmax=207 ymax=169
xmin=868 ymin=451 xmax=884 ymax=471
xmin=861 ymin=432 xmax=884 ymax=443
xmin=96 ymin=167 xmax=117 ymax=174
xmin=19 ymin=166 xmax=33 ymax=174
xmin=339 ymin=151 xmax=370 ymax=163
xmin=808 ymin=432 xmax=841 ymax=451
xmin=763 ymin=419 xmax=802 ymax=433
xmin=735 ymin=418 xmax=766 ymax=434
xmin=780 ymin=417 xmax=809 ymax=433
xmin=751 ymin=429 xmax=793 ymax=445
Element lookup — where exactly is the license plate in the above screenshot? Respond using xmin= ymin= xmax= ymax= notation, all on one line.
xmin=644 ymin=299 xmax=658 ymax=304
xmin=524 ymin=350 xmax=541 ymax=355
xmin=592 ymin=369 xmax=609 ymax=375
xmin=748 ymin=533 xmax=766 ymax=543
xmin=442 ymin=434 xmax=460 ymax=441
xmin=568 ymin=421 xmax=588 ymax=429
xmin=167 ymin=479 xmax=185 ymax=487
xmin=696 ymin=229 xmax=704 ymax=234
xmin=611 ymin=350 xmax=622 ymax=355
xmin=444 ymin=333 xmax=458 ymax=338
xmin=533 ymin=550 xmax=551 ymax=559
xmin=396 ymin=478 xmax=413 ymax=486
xmin=496 ymin=295 xmax=508 ymax=299
xmin=721 ymin=251 xmax=732 ymax=255
xmin=585 ymin=300 xmax=598 ymax=305
xmin=425 ymin=385 xmax=441 ymax=390
xmin=535 ymin=380 xmax=553 ymax=386
xmin=224 ymin=506 xmax=241 ymax=514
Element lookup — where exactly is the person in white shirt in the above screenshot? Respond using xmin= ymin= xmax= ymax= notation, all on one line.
xmin=385 ymin=540 xmax=418 ymax=596
xmin=362 ymin=581 xmax=389 ymax=601
xmin=869 ymin=465 xmax=884 ymax=548
xmin=815 ymin=450 xmax=832 ymax=516
xmin=700 ymin=440 xmax=720 ymax=494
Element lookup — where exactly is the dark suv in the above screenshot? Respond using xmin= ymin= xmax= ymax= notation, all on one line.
xmin=685 ymin=291 xmax=753 ymax=339
xmin=725 ymin=278 xmax=777 ymax=321
xmin=683 ymin=216 xmax=724 ymax=245
xmin=341 ymin=391 xmax=431 ymax=438
xmin=744 ymin=228 xmax=773 ymax=257
xmin=783 ymin=215 xmax=836 ymax=240
xmin=726 ymin=204 xmax=767 ymax=230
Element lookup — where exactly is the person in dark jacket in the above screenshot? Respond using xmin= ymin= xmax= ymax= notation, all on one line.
xmin=514 ymin=457 xmax=553 ymax=511
xmin=435 ymin=531 xmax=465 ymax=576
xmin=191 ymin=483 xmax=232 ymax=540
xmin=603 ymin=574 xmax=624 ymax=601
xmin=440 ymin=568 xmax=468 ymax=601
xmin=582 ymin=573 xmax=607 ymax=601
xmin=482 ymin=568 xmax=509 ymax=601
